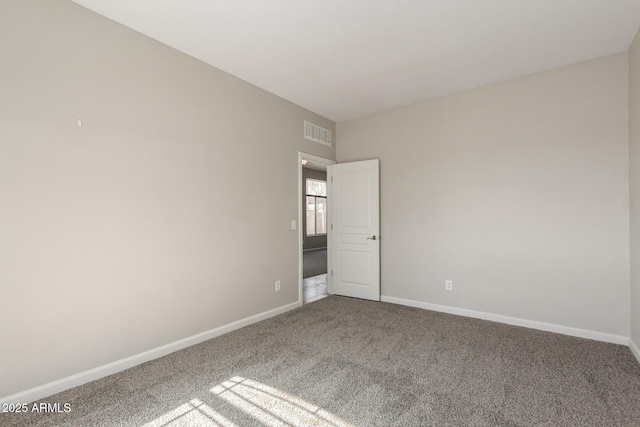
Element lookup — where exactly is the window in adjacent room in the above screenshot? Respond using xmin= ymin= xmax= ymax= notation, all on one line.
xmin=306 ymin=178 xmax=327 ymax=236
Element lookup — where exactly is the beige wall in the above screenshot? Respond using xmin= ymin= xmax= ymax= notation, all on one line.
xmin=338 ymin=53 xmax=630 ymax=337
xmin=630 ymin=29 xmax=640 ymax=348
xmin=0 ymin=0 xmax=334 ymax=398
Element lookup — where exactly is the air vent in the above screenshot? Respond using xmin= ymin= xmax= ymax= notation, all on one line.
xmin=304 ymin=121 xmax=332 ymax=146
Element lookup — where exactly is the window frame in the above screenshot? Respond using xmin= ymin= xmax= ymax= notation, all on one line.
xmin=305 ymin=178 xmax=327 ymax=237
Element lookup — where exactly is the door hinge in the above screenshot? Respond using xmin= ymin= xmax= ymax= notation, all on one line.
xmin=331 ymin=270 xmax=334 ymax=276
xmin=331 ymin=223 xmax=333 ymax=230
xmin=331 ymin=176 xmax=334 ymax=182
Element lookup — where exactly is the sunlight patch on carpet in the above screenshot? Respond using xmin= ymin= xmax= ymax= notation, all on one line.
xmin=140 ymin=376 xmax=354 ymax=427
xmin=141 ymin=398 xmax=238 ymax=427
xmin=210 ymin=376 xmax=355 ymax=427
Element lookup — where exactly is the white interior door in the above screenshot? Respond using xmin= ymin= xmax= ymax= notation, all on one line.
xmin=329 ymin=159 xmax=380 ymax=301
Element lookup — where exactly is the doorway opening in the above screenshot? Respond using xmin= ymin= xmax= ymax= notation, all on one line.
xmin=298 ymin=152 xmax=335 ymax=305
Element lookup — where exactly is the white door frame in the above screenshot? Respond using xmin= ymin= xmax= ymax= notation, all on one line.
xmin=298 ymin=152 xmax=336 ymax=305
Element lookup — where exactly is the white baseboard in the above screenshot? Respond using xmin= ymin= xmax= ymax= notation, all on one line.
xmin=303 ymin=247 xmax=327 ymax=253
xmin=380 ymin=295 xmax=629 ymax=346
xmin=631 ymin=339 xmax=640 ymax=365
xmin=1 ymin=301 xmax=301 ymax=405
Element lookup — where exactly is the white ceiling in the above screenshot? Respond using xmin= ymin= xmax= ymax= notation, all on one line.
xmin=71 ymin=0 xmax=640 ymax=122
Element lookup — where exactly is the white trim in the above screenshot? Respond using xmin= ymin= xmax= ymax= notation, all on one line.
xmin=380 ymin=295 xmax=629 ymax=345
xmin=298 ymin=152 xmax=335 ymax=305
xmin=0 ymin=301 xmax=301 ymax=405
xmin=631 ymin=339 xmax=640 ymax=365
xmin=303 ymin=247 xmax=327 ymax=253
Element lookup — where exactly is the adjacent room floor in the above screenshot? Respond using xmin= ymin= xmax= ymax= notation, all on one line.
xmin=303 ymin=248 xmax=329 ymax=304
xmin=303 ymin=273 xmax=328 ymax=304
xmin=303 ymin=249 xmax=327 ymax=279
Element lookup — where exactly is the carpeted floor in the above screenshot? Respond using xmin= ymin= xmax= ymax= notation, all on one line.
xmin=3 ymin=296 xmax=640 ymax=426
xmin=303 ymin=249 xmax=327 ymax=278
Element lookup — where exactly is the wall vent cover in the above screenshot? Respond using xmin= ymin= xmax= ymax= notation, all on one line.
xmin=304 ymin=121 xmax=332 ymax=146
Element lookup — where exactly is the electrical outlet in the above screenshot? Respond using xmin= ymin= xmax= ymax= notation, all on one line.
xmin=445 ymin=280 xmax=453 ymax=291
xmin=275 ymin=280 xmax=281 ymax=292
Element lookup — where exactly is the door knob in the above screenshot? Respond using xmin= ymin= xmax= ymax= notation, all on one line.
xmin=366 ymin=235 xmax=377 ymax=240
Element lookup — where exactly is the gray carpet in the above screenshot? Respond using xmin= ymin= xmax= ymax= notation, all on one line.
xmin=303 ymin=249 xmax=327 ymax=279
xmin=3 ymin=296 xmax=640 ymax=426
